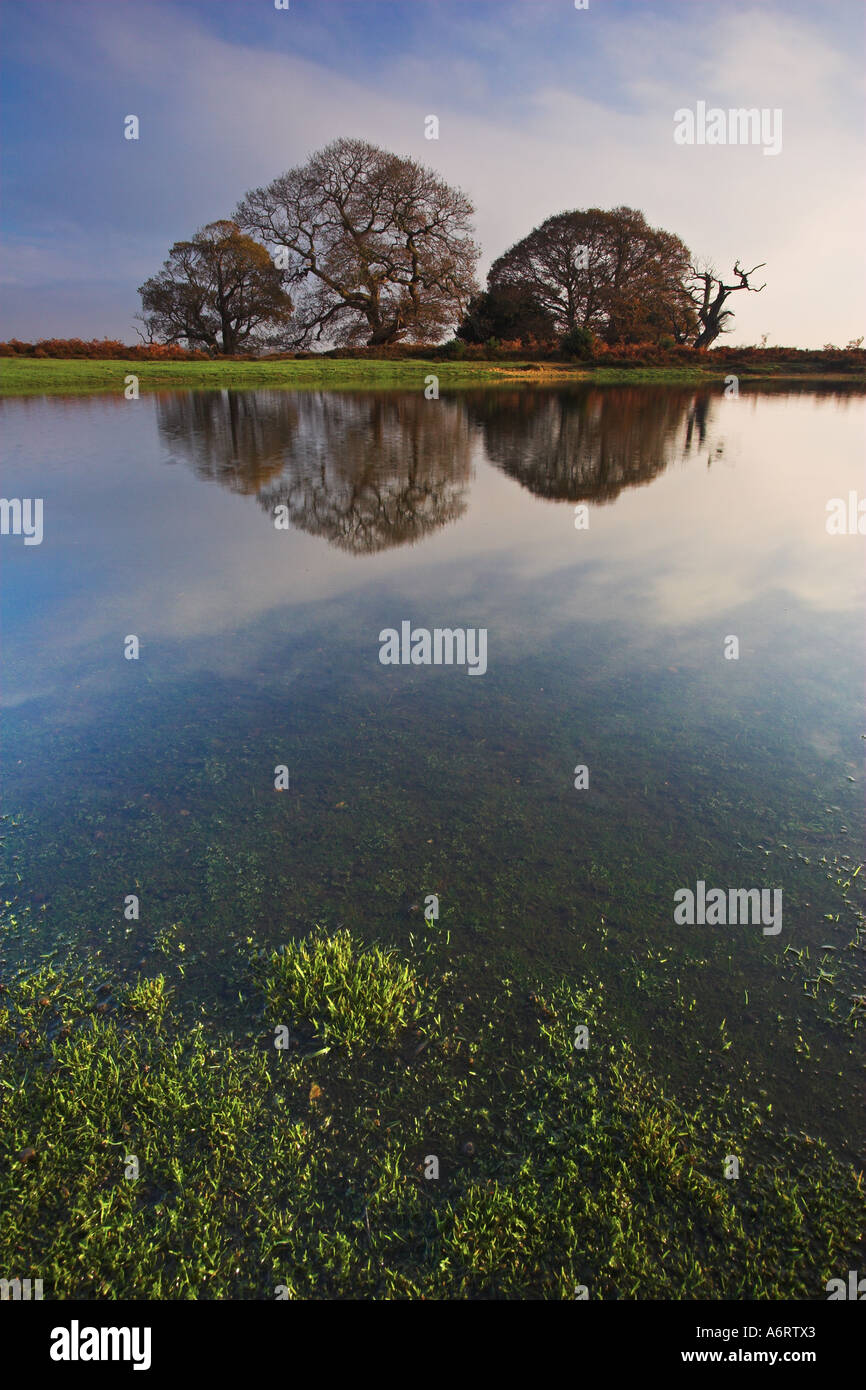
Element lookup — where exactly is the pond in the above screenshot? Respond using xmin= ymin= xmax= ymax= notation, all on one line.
xmin=1 ymin=380 xmax=864 ymax=1296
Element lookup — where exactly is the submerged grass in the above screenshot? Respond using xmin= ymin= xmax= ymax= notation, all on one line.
xmin=259 ymin=927 xmax=428 ymax=1054
xmin=0 ymin=930 xmax=862 ymax=1299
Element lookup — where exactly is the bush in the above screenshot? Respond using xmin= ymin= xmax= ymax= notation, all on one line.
xmin=457 ymin=287 xmax=557 ymax=346
xmin=0 ymin=338 xmax=210 ymax=361
xmin=441 ymin=338 xmax=467 ymax=360
xmin=560 ymin=325 xmax=596 ymax=359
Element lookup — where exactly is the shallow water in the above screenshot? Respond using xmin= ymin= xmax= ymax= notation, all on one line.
xmin=2 ymin=382 xmax=864 ymax=1159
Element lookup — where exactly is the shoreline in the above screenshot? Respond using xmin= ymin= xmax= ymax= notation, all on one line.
xmin=2 ymin=356 xmax=865 ymax=396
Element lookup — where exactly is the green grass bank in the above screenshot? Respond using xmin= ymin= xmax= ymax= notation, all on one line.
xmin=2 ymin=355 xmax=863 ymax=396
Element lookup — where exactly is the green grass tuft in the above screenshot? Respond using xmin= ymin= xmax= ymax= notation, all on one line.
xmin=122 ymin=975 xmax=171 ymax=1025
xmin=261 ymin=928 xmax=428 ymax=1054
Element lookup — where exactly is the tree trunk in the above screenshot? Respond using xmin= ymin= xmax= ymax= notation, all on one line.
xmin=366 ymin=320 xmax=404 ymax=346
xmin=221 ymin=319 xmax=237 ymax=355
xmin=693 ymin=325 xmax=720 ymax=349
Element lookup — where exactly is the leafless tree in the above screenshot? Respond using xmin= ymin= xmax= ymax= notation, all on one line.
xmin=686 ymin=261 xmax=766 ymax=349
xmin=236 ymin=138 xmax=479 ymax=347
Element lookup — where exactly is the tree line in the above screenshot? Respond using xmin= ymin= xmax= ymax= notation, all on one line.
xmin=137 ymin=136 xmax=766 ymax=356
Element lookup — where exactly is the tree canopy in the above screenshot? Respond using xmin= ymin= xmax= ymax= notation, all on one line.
xmin=486 ymin=206 xmax=697 ymax=346
xmin=137 ymin=220 xmax=293 ymax=355
xmin=135 ymin=150 xmax=765 ymax=353
xmin=236 ymin=137 xmax=479 ymax=347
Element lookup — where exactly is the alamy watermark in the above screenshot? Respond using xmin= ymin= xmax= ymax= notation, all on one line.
xmin=674 ymin=102 xmax=782 ymax=156
xmin=826 ymin=1270 xmax=865 ymax=1299
xmin=674 ymin=880 xmax=782 ymax=935
xmin=1 ymin=497 xmax=43 ymax=545
xmin=1 ymin=1276 xmax=43 ymax=1300
xmin=50 ymin=1321 xmax=152 ymax=1370
xmin=826 ymin=492 xmax=866 ymax=535
xmin=379 ymin=622 xmax=487 ymax=676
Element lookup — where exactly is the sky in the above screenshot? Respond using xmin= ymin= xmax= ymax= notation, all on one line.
xmin=0 ymin=0 xmax=863 ymax=348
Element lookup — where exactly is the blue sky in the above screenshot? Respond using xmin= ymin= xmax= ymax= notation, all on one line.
xmin=1 ymin=0 xmax=863 ymax=346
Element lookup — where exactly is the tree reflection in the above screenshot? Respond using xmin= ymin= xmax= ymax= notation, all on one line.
xmin=157 ymin=389 xmax=299 ymax=494
xmin=156 ymin=390 xmax=473 ymax=552
xmin=155 ymin=384 xmax=714 ymax=552
xmin=465 ymin=386 xmax=712 ymax=502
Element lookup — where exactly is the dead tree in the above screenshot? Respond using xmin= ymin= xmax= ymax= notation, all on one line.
xmin=687 ymin=261 xmax=766 ymax=348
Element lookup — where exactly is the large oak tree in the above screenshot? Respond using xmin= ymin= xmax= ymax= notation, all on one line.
xmin=487 ymin=207 xmax=697 ymax=345
xmin=137 ymin=220 xmax=293 ymax=354
xmin=236 ymin=138 xmax=479 ymax=347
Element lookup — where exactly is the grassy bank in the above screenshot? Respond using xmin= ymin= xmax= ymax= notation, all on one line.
xmin=2 ymin=355 xmax=863 ymax=396
xmin=1 ymin=927 xmax=861 ymax=1299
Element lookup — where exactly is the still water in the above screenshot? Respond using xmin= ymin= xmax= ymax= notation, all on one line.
xmin=2 ymin=383 xmax=864 ymax=1159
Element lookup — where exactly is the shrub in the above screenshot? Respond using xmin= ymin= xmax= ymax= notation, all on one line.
xmin=457 ymin=286 xmax=557 ymax=346
xmin=0 ymin=338 xmax=210 ymax=361
xmin=560 ymin=325 xmax=596 ymax=359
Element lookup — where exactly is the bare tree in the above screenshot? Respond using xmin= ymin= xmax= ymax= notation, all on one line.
xmin=686 ymin=261 xmax=766 ymax=349
xmin=137 ymin=220 xmax=293 ymax=354
xmin=236 ymin=138 xmax=479 ymax=347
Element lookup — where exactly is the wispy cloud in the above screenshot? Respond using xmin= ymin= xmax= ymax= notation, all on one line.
xmin=1 ymin=0 xmax=862 ymax=345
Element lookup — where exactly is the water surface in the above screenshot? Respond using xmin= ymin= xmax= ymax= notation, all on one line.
xmin=2 ymin=382 xmax=864 ymax=1160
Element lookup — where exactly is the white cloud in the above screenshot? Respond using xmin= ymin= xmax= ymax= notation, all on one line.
xmin=2 ymin=0 xmax=862 ymax=345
